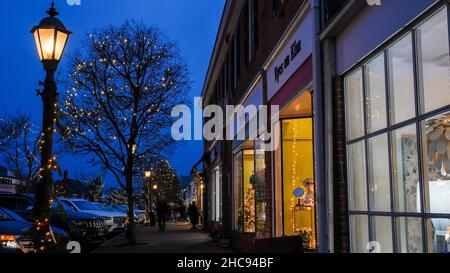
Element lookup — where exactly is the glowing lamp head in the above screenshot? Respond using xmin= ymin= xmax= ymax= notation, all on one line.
xmin=144 ymin=171 xmax=152 ymax=178
xmin=31 ymin=2 xmax=71 ymax=70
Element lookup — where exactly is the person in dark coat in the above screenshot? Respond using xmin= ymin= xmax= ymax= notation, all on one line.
xmin=187 ymin=201 xmax=199 ymax=230
xmin=156 ymin=197 xmax=169 ymax=231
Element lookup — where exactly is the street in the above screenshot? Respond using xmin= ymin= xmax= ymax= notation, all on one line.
xmin=93 ymin=222 xmax=234 ymax=254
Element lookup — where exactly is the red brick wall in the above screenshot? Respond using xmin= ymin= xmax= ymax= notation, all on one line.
xmin=333 ymin=76 xmax=349 ymax=253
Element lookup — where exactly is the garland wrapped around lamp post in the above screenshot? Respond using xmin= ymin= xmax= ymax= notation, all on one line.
xmin=31 ymin=1 xmax=71 ymax=252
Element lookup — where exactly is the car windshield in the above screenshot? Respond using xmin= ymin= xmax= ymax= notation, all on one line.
xmin=53 ymin=200 xmax=74 ymax=212
xmin=73 ymin=201 xmax=99 ymax=211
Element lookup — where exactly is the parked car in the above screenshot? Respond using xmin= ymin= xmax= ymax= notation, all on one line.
xmin=60 ymin=198 xmax=127 ymax=234
xmin=112 ymin=205 xmax=148 ymax=225
xmin=0 ymin=207 xmax=69 ymax=253
xmin=0 ymin=193 xmax=108 ymax=248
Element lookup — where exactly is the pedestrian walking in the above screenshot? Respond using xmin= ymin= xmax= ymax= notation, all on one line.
xmin=187 ymin=201 xmax=199 ymax=230
xmin=156 ymin=196 xmax=169 ymax=231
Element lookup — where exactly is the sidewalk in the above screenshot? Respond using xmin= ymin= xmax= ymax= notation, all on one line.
xmin=93 ymin=222 xmax=234 ymax=253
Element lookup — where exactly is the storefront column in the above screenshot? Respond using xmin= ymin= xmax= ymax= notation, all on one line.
xmin=322 ymin=37 xmax=335 ymax=253
xmin=312 ymin=0 xmax=328 ymax=253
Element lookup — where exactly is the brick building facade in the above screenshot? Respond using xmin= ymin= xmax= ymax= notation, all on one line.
xmin=200 ymin=0 xmax=450 ymax=253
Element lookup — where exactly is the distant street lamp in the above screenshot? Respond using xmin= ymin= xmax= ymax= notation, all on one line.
xmin=144 ymin=170 xmax=155 ymax=226
xmin=31 ymin=2 xmax=71 ymax=228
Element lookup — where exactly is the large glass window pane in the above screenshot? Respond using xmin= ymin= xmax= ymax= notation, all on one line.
xmin=350 ymin=215 xmax=369 ymax=253
xmin=365 ymin=54 xmax=387 ymax=133
xmin=391 ymin=125 xmax=421 ymax=213
xmin=396 ymin=217 xmax=423 ymax=253
xmin=273 ymin=121 xmax=283 ymax=237
xmin=243 ymin=149 xmax=255 ymax=233
xmin=254 ymin=141 xmax=266 ymax=239
xmin=417 ymin=8 xmax=450 ymax=113
xmin=371 ymin=216 xmax=393 ymax=253
xmin=347 ymin=141 xmax=368 ymax=211
xmin=368 ymin=134 xmax=392 ymax=212
xmin=422 ymin=112 xmax=450 ymax=214
xmin=426 ymin=218 xmax=450 ymax=253
xmin=233 ymin=152 xmax=243 ymax=232
xmin=388 ymin=34 xmax=416 ymax=124
xmin=345 ymin=69 xmax=365 ymax=140
xmin=281 ymin=118 xmax=316 ymax=250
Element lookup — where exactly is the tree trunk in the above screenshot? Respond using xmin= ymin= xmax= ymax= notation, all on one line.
xmin=126 ymin=171 xmax=137 ymax=245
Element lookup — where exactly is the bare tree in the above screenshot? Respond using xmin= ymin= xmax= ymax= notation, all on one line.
xmin=59 ymin=22 xmax=189 ymax=244
xmin=0 ymin=112 xmax=41 ymax=190
xmin=84 ymin=176 xmax=105 ymax=202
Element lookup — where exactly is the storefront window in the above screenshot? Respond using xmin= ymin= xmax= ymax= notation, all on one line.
xmin=391 ymin=125 xmax=420 ymax=213
xmin=210 ymin=166 xmax=222 ymax=222
xmin=254 ymin=142 xmax=266 ymax=239
xmin=426 ymin=218 xmax=450 ymax=253
xmin=365 ymin=54 xmax=387 ymax=133
xmin=422 ymin=112 xmax=450 ymax=214
xmin=350 ymin=215 xmax=369 ymax=253
xmin=274 ymin=121 xmax=283 ymax=237
xmin=281 ymin=118 xmax=316 ymax=249
xmin=388 ymin=34 xmax=416 ymax=124
xmin=243 ymin=149 xmax=256 ymax=233
xmin=396 ymin=217 xmax=423 ymax=253
xmin=371 ymin=216 xmax=393 ymax=253
xmin=233 ymin=152 xmax=243 ymax=232
xmin=347 ymin=141 xmax=367 ymax=211
xmin=367 ymin=134 xmax=391 ymax=212
xmin=344 ymin=7 xmax=450 ymax=253
xmin=417 ymin=8 xmax=450 ymax=113
xmin=345 ymin=69 xmax=365 ymax=140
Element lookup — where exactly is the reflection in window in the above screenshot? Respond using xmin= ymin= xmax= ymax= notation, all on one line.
xmin=345 ymin=69 xmax=365 ymax=140
xmin=348 ymin=141 xmax=368 ymax=211
xmin=388 ymin=34 xmax=416 ymax=124
xmin=417 ymin=8 xmax=450 ymax=113
xmin=368 ymin=134 xmax=391 ymax=212
xmin=391 ymin=125 xmax=421 ymax=213
xmin=365 ymin=54 xmax=387 ymax=133
xmin=371 ymin=216 xmax=393 ymax=253
xmin=422 ymin=113 xmax=450 ymax=214
xmin=350 ymin=215 xmax=369 ymax=253
xmin=396 ymin=217 xmax=423 ymax=253
xmin=426 ymin=218 xmax=450 ymax=253
xmin=282 ymin=118 xmax=316 ymax=250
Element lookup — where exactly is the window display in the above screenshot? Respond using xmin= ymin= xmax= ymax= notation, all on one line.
xmin=233 ymin=148 xmax=256 ymax=233
xmin=281 ymin=118 xmax=316 ymax=249
xmin=422 ymin=112 xmax=450 ymax=214
xmin=243 ymin=150 xmax=256 ymax=233
xmin=344 ymin=7 xmax=450 ymax=253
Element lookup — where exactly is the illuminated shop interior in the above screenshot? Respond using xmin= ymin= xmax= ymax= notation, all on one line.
xmin=274 ymin=91 xmax=317 ymax=250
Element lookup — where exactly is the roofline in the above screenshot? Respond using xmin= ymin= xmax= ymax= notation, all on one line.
xmin=200 ymin=0 xmax=239 ymax=101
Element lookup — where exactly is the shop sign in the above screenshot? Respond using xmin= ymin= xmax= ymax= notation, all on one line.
xmin=267 ymin=12 xmax=313 ymax=100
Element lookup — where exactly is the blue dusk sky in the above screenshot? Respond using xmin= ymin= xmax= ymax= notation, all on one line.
xmin=0 ymin=0 xmax=225 ymax=187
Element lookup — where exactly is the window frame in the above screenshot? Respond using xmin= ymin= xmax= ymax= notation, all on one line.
xmin=343 ymin=4 xmax=450 ymax=253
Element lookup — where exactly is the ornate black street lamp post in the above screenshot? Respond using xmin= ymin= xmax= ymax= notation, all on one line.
xmin=31 ymin=2 xmax=71 ymax=237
